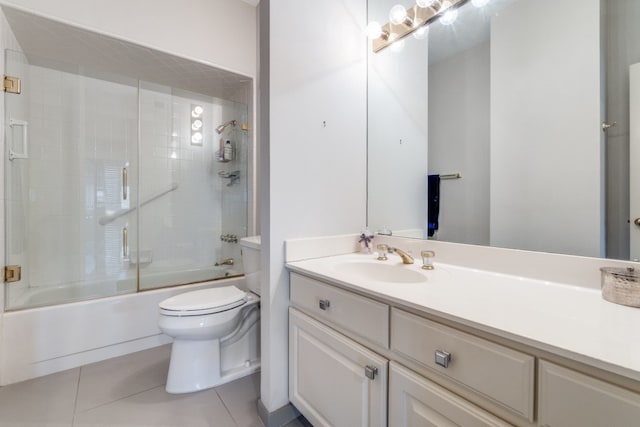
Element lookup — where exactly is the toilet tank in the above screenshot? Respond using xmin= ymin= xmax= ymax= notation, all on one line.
xmin=239 ymin=236 xmax=261 ymax=295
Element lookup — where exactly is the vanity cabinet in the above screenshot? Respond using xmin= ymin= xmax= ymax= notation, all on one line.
xmin=288 ymin=271 xmax=640 ymax=427
xmin=289 ymin=308 xmax=388 ymax=427
xmin=538 ymin=360 xmax=640 ymax=427
xmin=289 ymin=273 xmax=517 ymax=426
xmin=389 ymin=361 xmax=511 ymax=427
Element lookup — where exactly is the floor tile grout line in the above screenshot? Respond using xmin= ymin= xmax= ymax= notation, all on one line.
xmin=74 ymin=383 xmax=170 ymax=415
xmin=215 ymin=387 xmax=241 ymax=427
xmin=71 ymin=366 xmax=82 ymax=427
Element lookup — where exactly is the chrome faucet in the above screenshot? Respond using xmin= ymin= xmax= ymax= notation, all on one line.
xmin=215 ymin=258 xmax=234 ymax=266
xmin=376 ymin=244 xmax=414 ymax=264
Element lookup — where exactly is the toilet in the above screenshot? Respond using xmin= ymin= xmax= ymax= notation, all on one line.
xmin=158 ymin=236 xmax=261 ymax=394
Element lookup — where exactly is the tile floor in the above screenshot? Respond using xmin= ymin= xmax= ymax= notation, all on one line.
xmin=0 ymin=345 xmax=307 ymax=427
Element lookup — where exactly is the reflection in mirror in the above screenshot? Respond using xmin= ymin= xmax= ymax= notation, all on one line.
xmin=367 ymin=0 xmax=640 ymax=260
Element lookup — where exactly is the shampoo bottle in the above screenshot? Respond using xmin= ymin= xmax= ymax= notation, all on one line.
xmin=223 ymin=140 xmax=234 ymax=161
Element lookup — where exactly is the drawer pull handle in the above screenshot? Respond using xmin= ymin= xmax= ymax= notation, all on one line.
xmin=365 ymin=365 xmax=378 ymax=380
xmin=319 ymin=299 xmax=331 ymax=310
xmin=435 ymin=350 xmax=451 ymax=368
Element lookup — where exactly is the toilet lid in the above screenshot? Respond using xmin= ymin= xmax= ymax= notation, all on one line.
xmin=159 ymin=286 xmax=247 ymax=316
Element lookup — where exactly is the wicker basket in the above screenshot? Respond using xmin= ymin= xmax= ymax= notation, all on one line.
xmin=600 ymin=267 xmax=640 ymax=308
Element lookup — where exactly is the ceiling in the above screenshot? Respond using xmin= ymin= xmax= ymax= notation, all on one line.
xmin=1 ymin=6 xmax=252 ymax=100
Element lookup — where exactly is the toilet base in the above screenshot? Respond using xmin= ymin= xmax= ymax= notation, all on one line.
xmin=165 ymin=338 xmax=260 ymax=394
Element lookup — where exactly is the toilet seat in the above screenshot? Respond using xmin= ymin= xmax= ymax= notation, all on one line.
xmin=159 ymin=286 xmax=247 ymax=317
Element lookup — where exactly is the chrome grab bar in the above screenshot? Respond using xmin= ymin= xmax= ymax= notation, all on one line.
xmin=98 ymin=182 xmax=178 ymax=225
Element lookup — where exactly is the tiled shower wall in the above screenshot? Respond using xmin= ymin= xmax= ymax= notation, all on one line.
xmin=138 ymin=84 xmax=249 ymax=289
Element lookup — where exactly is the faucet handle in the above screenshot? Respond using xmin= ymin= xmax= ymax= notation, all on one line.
xmin=376 ymin=244 xmax=389 ymax=261
xmin=421 ymin=250 xmax=435 ymax=270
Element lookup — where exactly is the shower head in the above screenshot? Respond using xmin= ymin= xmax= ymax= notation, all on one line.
xmin=216 ymin=120 xmax=237 ymax=134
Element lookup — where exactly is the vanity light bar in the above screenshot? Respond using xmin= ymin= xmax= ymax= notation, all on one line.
xmin=372 ymin=0 xmax=468 ymax=53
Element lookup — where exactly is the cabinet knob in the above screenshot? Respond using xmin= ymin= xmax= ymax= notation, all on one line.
xmin=435 ymin=350 xmax=451 ymax=368
xmin=319 ymin=299 xmax=331 ymax=311
xmin=365 ymin=365 xmax=378 ymax=380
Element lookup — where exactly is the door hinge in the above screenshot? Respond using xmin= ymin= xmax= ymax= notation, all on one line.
xmin=4 ymin=265 xmax=21 ymax=282
xmin=364 ymin=365 xmax=378 ymax=380
xmin=3 ymin=75 xmax=21 ymax=94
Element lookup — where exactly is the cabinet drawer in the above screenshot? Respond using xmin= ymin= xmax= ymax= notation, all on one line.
xmin=290 ymin=273 xmax=389 ymax=348
xmin=538 ymin=360 xmax=640 ymax=427
xmin=390 ymin=362 xmax=511 ymax=427
xmin=391 ymin=308 xmax=534 ymax=421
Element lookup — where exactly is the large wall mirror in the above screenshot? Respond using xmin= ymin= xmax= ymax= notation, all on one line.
xmin=367 ymin=0 xmax=640 ymax=261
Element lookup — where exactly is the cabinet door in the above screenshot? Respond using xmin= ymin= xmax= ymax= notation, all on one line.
xmin=389 ymin=362 xmax=511 ymax=427
xmin=538 ymin=360 xmax=640 ymax=427
xmin=289 ymin=308 xmax=388 ymax=427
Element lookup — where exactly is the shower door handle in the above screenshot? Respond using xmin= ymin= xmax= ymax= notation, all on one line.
xmin=122 ymin=167 xmax=128 ymax=200
xmin=8 ymin=118 xmax=28 ymax=161
xmin=122 ymin=227 xmax=128 ymax=258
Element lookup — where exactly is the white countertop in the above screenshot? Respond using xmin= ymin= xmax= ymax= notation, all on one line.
xmin=287 ymin=252 xmax=640 ymax=382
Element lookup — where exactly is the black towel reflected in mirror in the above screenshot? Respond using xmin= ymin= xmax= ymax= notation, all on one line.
xmin=427 ymin=174 xmax=440 ymax=237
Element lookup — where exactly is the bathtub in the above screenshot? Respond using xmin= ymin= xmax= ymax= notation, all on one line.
xmin=8 ymin=265 xmax=239 ymax=311
xmin=0 ymin=274 xmax=246 ymax=386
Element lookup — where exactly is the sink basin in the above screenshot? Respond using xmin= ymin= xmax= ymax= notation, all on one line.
xmin=333 ymin=261 xmax=428 ymax=284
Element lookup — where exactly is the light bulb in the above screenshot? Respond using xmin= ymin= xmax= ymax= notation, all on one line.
xmin=440 ymin=4 xmax=458 ymax=25
xmin=191 ymin=105 xmax=203 ymax=117
xmin=191 ymin=132 xmax=203 ymax=144
xmin=366 ymin=21 xmax=383 ymax=39
xmin=191 ymin=119 xmax=203 ymax=130
xmin=390 ymin=39 xmax=406 ymax=53
xmin=471 ymin=0 xmax=490 ymax=6
xmin=413 ymin=25 xmax=429 ymax=40
xmin=416 ymin=0 xmax=435 ymax=7
xmin=389 ymin=5 xmax=408 ymax=25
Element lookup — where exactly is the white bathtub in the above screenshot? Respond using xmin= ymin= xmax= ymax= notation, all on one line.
xmin=8 ymin=265 xmax=239 ymax=311
xmin=0 ymin=275 xmax=246 ymax=386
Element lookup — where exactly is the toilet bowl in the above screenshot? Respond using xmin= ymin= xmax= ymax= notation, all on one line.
xmin=158 ymin=236 xmax=262 ymax=394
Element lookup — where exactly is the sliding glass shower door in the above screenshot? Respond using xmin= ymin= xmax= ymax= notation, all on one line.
xmin=4 ymin=49 xmax=139 ymax=309
xmin=4 ymin=49 xmax=250 ymax=310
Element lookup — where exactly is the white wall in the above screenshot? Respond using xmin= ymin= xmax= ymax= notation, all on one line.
xmin=261 ymin=0 xmax=367 ymax=413
xmin=0 ymin=0 xmax=256 ymax=78
xmin=429 ymin=42 xmax=490 ymax=246
xmin=490 ymin=0 xmax=604 ymax=257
